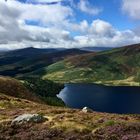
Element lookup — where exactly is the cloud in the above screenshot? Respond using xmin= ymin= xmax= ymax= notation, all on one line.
xmin=0 ymin=1 xmax=73 ymax=48
xmin=89 ymin=20 xmax=116 ymax=37
xmin=0 ymin=0 xmax=140 ymax=50
xmin=122 ymin=0 xmax=140 ymax=20
xmin=0 ymin=1 xmax=28 ymax=43
xmin=9 ymin=1 xmax=73 ymax=27
xmin=70 ymin=20 xmax=89 ymax=33
xmin=26 ymin=0 xmax=63 ymax=4
xmin=77 ymin=0 xmax=102 ymax=15
xmin=74 ymin=19 xmax=140 ymax=47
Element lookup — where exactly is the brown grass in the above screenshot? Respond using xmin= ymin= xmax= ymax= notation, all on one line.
xmin=0 ymin=76 xmax=41 ymax=102
xmin=0 ymin=92 xmax=140 ymax=140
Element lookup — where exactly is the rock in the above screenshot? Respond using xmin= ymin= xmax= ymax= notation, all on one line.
xmin=11 ymin=114 xmax=47 ymax=125
xmin=82 ymin=107 xmax=93 ymax=113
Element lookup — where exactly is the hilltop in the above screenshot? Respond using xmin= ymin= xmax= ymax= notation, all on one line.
xmin=43 ymin=44 xmax=140 ymax=86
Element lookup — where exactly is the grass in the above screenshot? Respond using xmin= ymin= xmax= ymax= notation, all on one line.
xmin=0 ymin=91 xmax=140 ymax=139
xmin=95 ymin=76 xmax=140 ymax=86
xmin=42 ymin=97 xmax=65 ymax=107
xmin=42 ymin=45 xmax=140 ymax=86
xmin=0 ymin=76 xmax=41 ymax=102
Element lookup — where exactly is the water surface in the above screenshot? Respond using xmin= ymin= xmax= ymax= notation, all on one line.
xmin=58 ymin=84 xmax=140 ymax=114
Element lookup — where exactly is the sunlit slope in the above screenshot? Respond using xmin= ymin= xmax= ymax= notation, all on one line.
xmin=43 ymin=44 xmax=140 ymax=85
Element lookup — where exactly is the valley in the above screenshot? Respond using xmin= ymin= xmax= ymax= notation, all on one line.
xmin=0 ymin=0 xmax=140 ymax=139
xmin=41 ymin=44 xmax=140 ymax=86
xmin=0 ymin=44 xmax=140 ymax=139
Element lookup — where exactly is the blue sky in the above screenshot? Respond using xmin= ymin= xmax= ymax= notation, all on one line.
xmin=0 ymin=0 xmax=140 ymax=49
xmin=18 ymin=0 xmax=139 ymax=30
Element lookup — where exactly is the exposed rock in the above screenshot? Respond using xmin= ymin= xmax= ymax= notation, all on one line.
xmin=11 ymin=114 xmax=47 ymax=125
xmin=82 ymin=107 xmax=93 ymax=113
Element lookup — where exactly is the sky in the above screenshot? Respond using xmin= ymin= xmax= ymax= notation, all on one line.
xmin=0 ymin=0 xmax=140 ymax=50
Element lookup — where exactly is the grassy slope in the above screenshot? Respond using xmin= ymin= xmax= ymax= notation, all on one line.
xmin=0 ymin=76 xmax=65 ymax=106
xmin=0 ymin=76 xmax=41 ymax=102
xmin=43 ymin=44 xmax=140 ymax=86
xmin=0 ymin=76 xmax=139 ymax=139
xmin=0 ymin=92 xmax=140 ymax=139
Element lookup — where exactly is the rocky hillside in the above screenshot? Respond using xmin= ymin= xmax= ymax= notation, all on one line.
xmin=43 ymin=44 xmax=140 ymax=85
xmin=0 ymin=90 xmax=140 ymax=139
xmin=0 ymin=76 xmax=139 ymax=139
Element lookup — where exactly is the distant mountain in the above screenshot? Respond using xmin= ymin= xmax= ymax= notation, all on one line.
xmin=43 ymin=44 xmax=140 ymax=86
xmin=80 ymin=47 xmax=113 ymax=52
xmin=1 ymin=47 xmax=58 ymax=58
xmin=0 ymin=47 xmax=89 ymax=77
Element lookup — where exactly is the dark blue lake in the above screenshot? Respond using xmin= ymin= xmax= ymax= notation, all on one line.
xmin=58 ymin=84 xmax=140 ymax=114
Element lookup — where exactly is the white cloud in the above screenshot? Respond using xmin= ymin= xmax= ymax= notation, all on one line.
xmin=7 ymin=0 xmax=73 ymax=27
xmin=77 ymin=0 xmax=102 ymax=15
xmin=0 ymin=1 xmax=28 ymax=43
xmin=90 ymin=20 xmax=116 ymax=37
xmin=0 ymin=0 xmax=140 ymax=50
xmin=26 ymin=0 xmax=63 ymax=4
xmin=122 ymin=0 xmax=140 ymax=20
xmin=70 ymin=20 xmax=89 ymax=33
xmin=0 ymin=1 xmax=73 ymax=49
xmin=74 ymin=19 xmax=140 ymax=47
xmin=27 ymin=0 xmax=62 ymax=2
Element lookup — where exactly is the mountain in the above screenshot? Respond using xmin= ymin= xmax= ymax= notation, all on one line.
xmin=0 ymin=47 xmax=58 ymax=65
xmin=1 ymin=44 xmax=140 ymax=86
xmin=6 ymin=47 xmax=58 ymax=55
xmin=80 ymin=47 xmax=113 ymax=52
xmin=0 ymin=47 xmax=89 ymax=77
xmin=43 ymin=44 xmax=140 ymax=86
xmin=0 ymin=47 xmax=139 ymax=139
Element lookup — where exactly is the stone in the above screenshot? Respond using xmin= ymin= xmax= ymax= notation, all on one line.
xmin=82 ymin=107 xmax=93 ymax=113
xmin=11 ymin=114 xmax=47 ymax=125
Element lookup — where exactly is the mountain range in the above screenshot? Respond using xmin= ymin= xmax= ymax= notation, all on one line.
xmin=42 ymin=44 xmax=140 ymax=86
xmin=0 ymin=47 xmax=89 ymax=77
xmin=0 ymin=44 xmax=140 ymax=139
xmin=0 ymin=44 xmax=140 ymax=85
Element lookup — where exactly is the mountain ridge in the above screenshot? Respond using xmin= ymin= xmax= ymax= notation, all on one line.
xmin=43 ymin=43 xmax=140 ymax=85
xmin=0 ymin=48 xmax=89 ymax=77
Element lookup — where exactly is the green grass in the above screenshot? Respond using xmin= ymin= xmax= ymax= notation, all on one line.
xmin=42 ymin=97 xmax=65 ymax=107
xmin=42 ymin=45 xmax=140 ymax=85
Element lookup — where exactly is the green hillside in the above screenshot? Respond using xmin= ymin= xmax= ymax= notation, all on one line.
xmin=42 ymin=44 xmax=140 ymax=86
xmin=0 ymin=76 xmax=65 ymax=106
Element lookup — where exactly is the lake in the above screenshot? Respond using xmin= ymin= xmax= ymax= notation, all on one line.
xmin=58 ymin=84 xmax=140 ymax=114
